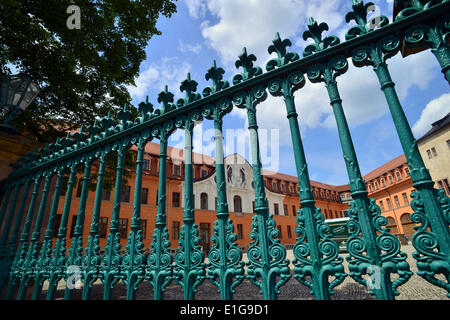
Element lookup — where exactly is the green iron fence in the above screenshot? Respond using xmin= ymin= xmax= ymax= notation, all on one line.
xmin=0 ymin=0 xmax=449 ymax=300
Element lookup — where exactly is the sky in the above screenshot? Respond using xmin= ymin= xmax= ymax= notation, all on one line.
xmin=126 ymin=0 xmax=450 ymax=186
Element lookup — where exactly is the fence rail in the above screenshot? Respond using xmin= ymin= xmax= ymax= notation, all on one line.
xmin=0 ymin=0 xmax=449 ymax=300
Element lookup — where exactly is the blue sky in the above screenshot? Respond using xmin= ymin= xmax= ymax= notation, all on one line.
xmin=127 ymin=0 xmax=450 ymax=186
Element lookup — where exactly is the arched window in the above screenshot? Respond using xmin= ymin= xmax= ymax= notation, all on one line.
xmin=200 ymin=192 xmax=208 ymax=210
xmin=233 ymin=195 xmax=242 ymax=213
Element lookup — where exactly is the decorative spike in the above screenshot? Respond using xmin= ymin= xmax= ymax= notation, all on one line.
xmin=138 ymin=96 xmax=154 ymax=116
xmin=157 ymin=85 xmax=175 ymax=114
xmin=266 ymin=32 xmax=299 ymax=71
xmin=232 ymin=47 xmax=263 ymax=85
xmin=302 ymin=18 xmax=340 ymax=57
xmin=203 ymin=60 xmax=229 ymax=97
xmin=178 ymin=73 xmax=201 ymax=107
xmin=344 ymin=1 xmax=389 ymax=40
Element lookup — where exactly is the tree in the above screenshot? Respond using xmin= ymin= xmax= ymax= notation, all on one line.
xmin=0 ymin=0 xmax=177 ymax=143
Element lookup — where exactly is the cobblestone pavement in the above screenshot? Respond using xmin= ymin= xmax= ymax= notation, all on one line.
xmin=42 ymin=245 xmax=448 ymax=300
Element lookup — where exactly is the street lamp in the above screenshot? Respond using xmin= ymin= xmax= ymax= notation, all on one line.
xmin=0 ymin=74 xmax=40 ymax=134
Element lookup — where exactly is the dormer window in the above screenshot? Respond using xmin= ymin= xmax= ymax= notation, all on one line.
xmin=173 ymin=164 xmax=181 ymax=176
xmin=395 ymin=171 xmax=402 ymax=181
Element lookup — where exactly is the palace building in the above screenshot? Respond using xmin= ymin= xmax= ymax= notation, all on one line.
xmin=52 ymin=113 xmax=450 ymax=253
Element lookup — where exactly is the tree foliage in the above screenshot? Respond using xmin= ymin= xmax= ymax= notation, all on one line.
xmin=0 ymin=0 xmax=177 ymax=142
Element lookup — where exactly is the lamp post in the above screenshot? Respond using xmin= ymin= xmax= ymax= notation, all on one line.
xmin=0 ymin=74 xmax=40 ymax=135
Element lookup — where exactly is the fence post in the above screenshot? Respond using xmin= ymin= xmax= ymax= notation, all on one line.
xmin=82 ymin=151 xmax=107 ymax=300
xmin=0 ymin=179 xmax=31 ymax=293
xmin=202 ymin=62 xmax=244 ymax=300
xmin=31 ymin=167 xmax=64 ymax=299
xmin=147 ymin=126 xmax=173 ymax=300
xmin=346 ymin=1 xmax=450 ymax=297
xmin=46 ymin=164 xmax=77 ymax=300
xmin=122 ymin=135 xmax=148 ymax=300
xmin=266 ymin=32 xmax=346 ymax=300
xmin=233 ymin=48 xmax=290 ymax=300
xmin=16 ymin=172 xmax=52 ymax=300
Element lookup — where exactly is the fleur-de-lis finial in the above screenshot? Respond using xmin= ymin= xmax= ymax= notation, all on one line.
xmin=118 ymin=103 xmax=133 ymax=125
xmin=138 ymin=96 xmax=154 ymax=117
xmin=266 ymin=32 xmax=299 ymax=71
xmin=302 ymin=18 xmax=340 ymax=57
xmin=232 ymin=47 xmax=262 ymax=85
xmin=178 ymin=73 xmax=201 ymax=107
xmin=345 ymin=0 xmax=389 ymax=40
xmin=203 ymin=60 xmax=229 ymax=97
xmin=157 ymin=85 xmax=175 ymax=114
xmin=87 ymin=119 xmax=102 ymax=137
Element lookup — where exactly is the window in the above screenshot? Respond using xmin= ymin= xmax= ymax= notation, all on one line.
xmin=102 ymin=188 xmax=111 ymax=201
xmin=335 ymin=210 xmax=339 ymax=218
xmin=141 ymin=219 xmax=147 ymax=240
xmin=143 ymin=159 xmax=150 ymax=171
xmin=76 ymin=180 xmax=82 ymax=198
xmin=70 ymin=215 xmax=78 ymax=238
xmin=200 ymin=192 xmax=208 ymax=210
xmin=447 ymin=139 xmax=450 ymax=150
xmin=283 ymin=204 xmax=288 ymax=216
xmin=173 ymin=164 xmax=181 ymax=176
xmin=427 ymin=149 xmax=432 ymax=159
xmin=381 ymin=179 xmax=386 ymax=187
xmin=281 ymin=184 xmax=286 ymax=192
xmin=119 ymin=218 xmax=128 ymax=239
xmin=374 ymin=181 xmax=379 ymax=190
xmin=274 ymin=203 xmax=279 ymax=215
xmin=272 ymin=182 xmax=277 ymax=191
xmin=237 ymin=224 xmax=243 ymax=240
xmin=324 ymin=209 xmax=328 ymax=216
xmin=340 ymin=194 xmax=346 ymax=201
xmin=172 ymin=221 xmax=180 ymax=240
xmin=141 ymin=188 xmax=148 ymax=204
xmin=287 ymin=225 xmax=292 ymax=238
xmin=276 ymin=225 xmax=282 ymax=238
xmin=388 ymin=175 xmax=394 ymax=184
xmin=342 ymin=210 xmax=349 ymax=217
xmin=292 ymin=205 xmax=296 ymax=216
xmin=379 ymin=201 xmax=385 ymax=212
xmin=405 ymin=167 xmax=410 ymax=177
xmin=99 ymin=217 xmax=108 ymax=238
xmin=386 ymin=198 xmax=393 ymax=210
xmin=201 ymin=169 xmax=208 ymax=178
xmin=234 ymin=195 xmax=242 ymax=213
xmin=402 ymin=192 xmax=409 ymax=206
xmin=395 ymin=171 xmax=402 ymax=181
xmin=53 ymin=214 xmax=62 ymax=237
xmin=346 ymin=194 xmax=351 ymax=200
xmin=121 ymin=186 xmax=131 ymax=203
xmin=172 ymin=192 xmax=180 ymax=207
xmin=394 ymin=195 xmax=400 ymax=208
xmin=431 ymin=147 xmax=437 ymax=157
xmin=289 ymin=185 xmax=293 ymax=193
xmin=437 ymin=179 xmax=450 ymax=195
xmin=368 ymin=184 xmax=373 ymax=192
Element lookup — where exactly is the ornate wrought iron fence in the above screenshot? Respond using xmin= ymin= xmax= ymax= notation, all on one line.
xmin=0 ymin=0 xmax=449 ymax=300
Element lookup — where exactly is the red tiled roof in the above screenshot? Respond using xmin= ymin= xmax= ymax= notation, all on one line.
xmin=362 ymin=154 xmax=407 ymax=182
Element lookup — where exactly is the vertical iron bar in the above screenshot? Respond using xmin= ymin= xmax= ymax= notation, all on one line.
xmin=147 ymin=133 xmax=173 ymax=300
xmin=101 ymin=146 xmax=125 ymax=300
xmin=16 ymin=173 xmax=52 ymax=300
xmin=31 ymin=168 xmax=64 ymax=299
xmin=46 ymin=165 xmax=77 ymax=300
xmin=0 ymin=179 xmax=32 ymax=293
xmin=5 ymin=176 xmax=42 ymax=299
xmin=123 ymin=137 xmax=147 ymax=300
xmin=174 ymin=122 xmax=205 ymax=300
xmin=64 ymin=162 xmax=92 ymax=300
xmin=82 ymin=152 xmax=107 ymax=300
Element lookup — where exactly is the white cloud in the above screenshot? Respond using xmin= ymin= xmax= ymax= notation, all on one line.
xmin=198 ymin=0 xmax=343 ymax=66
xmin=412 ymin=93 xmax=450 ymax=137
xmin=127 ymin=57 xmax=191 ymax=101
xmin=178 ymin=39 xmax=202 ymax=54
xmin=183 ymin=0 xmax=208 ymax=19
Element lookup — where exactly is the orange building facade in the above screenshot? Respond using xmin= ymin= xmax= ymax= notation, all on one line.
xmin=54 ymin=142 xmax=349 ymax=253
